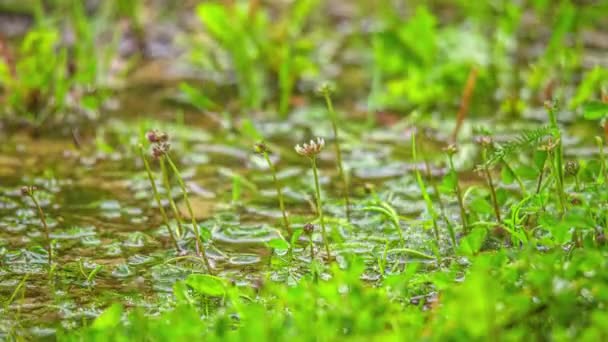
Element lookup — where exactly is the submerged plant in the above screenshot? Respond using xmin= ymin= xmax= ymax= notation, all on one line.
xmin=318 ymin=83 xmax=351 ymax=220
xmin=295 ymin=137 xmax=331 ymax=259
xmin=21 ymin=186 xmax=52 ymax=267
xmin=255 ymin=142 xmax=291 ymax=236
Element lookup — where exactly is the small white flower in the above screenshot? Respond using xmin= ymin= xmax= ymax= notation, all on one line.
xmin=295 ymin=137 xmax=325 ymax=158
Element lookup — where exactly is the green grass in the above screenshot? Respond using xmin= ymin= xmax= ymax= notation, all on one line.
xmin=1 ymin=1 xmax=608 ymax=341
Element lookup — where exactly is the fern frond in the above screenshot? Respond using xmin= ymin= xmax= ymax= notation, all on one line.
xmin=485 ymin=126 xmax=554 ymax=166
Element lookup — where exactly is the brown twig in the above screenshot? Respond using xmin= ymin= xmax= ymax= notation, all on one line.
xmin=451 ymin=67 xmax=478 ymax=142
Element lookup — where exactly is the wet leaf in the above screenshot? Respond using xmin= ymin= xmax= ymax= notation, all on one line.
xmin=92 ymin=303 xmax=123 ymax=330
xmin=501 ymin=166 xmax=515 ymax=185
xmin=186 ymin=274 xmax=226 ymax=297
xmin=469 ymin=197 xmax=493 ymax=215
xmin=439 ymin=170 xmax=458 ymax=193
xmin=582 ymin=101 xmax=608 ymax=120
xmin=267 ymin=238 xmax=290 ymax=250
xmin=459 ymin=228 xmax=487 ymax=256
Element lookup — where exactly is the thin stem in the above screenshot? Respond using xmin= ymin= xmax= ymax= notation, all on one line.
xmin=165 ymin=156 xmax=213 ymax=273
xmin=29 ymin=194 xmax=52 ymax=267
xmin=412 ymin=134 xmax=441 ymax=257
xmin=160 ymin=156 xmax=183 ymax=238
xmin=535 ymin=167 xmax=545 ymax=195
xmin=449 ymin=155 xmax=468 ymax=234
xmin=597 ymin=137 xmax=608 ymax=185
xmin=502 ymin=159 xmax=526 ymax=195
xmin=263 ymin=152 xmax=292 ymax=235
xmin=482 ymin=148 xmax=502 ymax=223
xmin=547 ymin=149 xmax=566 ymax=214
xmin=309 ymin=235 xmax=315 ymax=260
xmin=323 ymin=92 xmax=351 ymax=221
xmin=311 ymin=157 xmax=331 ymax=259
xmin=138 ymin=146 xmax=179 ymax=251
xmin=425 ymin=160 xmax=456 ymax=249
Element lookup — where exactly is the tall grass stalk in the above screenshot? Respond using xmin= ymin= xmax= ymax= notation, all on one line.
xmin=412 ymin=133 xmax=441 ymax=255
xmin=311 ymin=157 xmax=331 ymax=259
xmin=22 ymin=187 xmax=52 ymax=267
xmin=319 ymin=84 xmax=351 ymax=220
xmin=596 ymin=136 xmax=607 ymax=185
xmin=257 ymin=145 xmax=291 ymax=235
xmin=138 ymin=145 xmax=180 ymax=251
xmin=165 ymin=156 xmax=213 ymax=272
xmin=546 ymin=102 xmax=567 ymax=214
xmin=295 ymin=138 xmax=331 ymax=259
xmin=446 ymin=146 xmax=469 ymax=234
xmin=480 ymin=144 xmax=502 ymax=223
xmin=160 ymin=157 xmax=184 ymax=238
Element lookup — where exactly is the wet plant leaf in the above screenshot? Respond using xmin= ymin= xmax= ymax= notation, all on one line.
xmin=185 ymin=274 xmax=226 ymax=297
xmin=267 ymin=238 xmax=290 ymax=251
xmin=582 ymin=101 xmax=608 ymax=120
xmin=458 ymin=227 xmax=487 ymax=256
xmin=92 ymin=303 xmax=123 ymax=330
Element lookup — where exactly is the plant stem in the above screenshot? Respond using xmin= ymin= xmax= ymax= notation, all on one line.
xmin=425 ymin=160 xmax=456 ymax=249
xmin=502 ymin=159 xmax=526 ymax=195
xmin=138 ymin=146 xmax=180 ymax=251
xmin=547 ymin=103 xmax=566 ymax=214
xmin=482 ymin=148 xmax=502 ymax=223
xmin=160 ymin=156 xmax=184 ymax=238
xmin=596 ymin=137 xmax=608 ymax=185
xmin=309 ymin=235 xmax=315 ymax=260
xmin=311 ymin=157 xmax=331 ymax=259
xmin=262 ymin=152 xmax=292 ymax=235
xmin=29 ymin=194 xmax=52 ymax=267
xmin=412 ymin=134 xmax=441 ymax=255
xmin=165 ymin=156 xmax=213 ymax=273
xmin=448 ymin=155 xmax=469 ymax=234
xmin=323 ymin=92 xmax=351 ymax=221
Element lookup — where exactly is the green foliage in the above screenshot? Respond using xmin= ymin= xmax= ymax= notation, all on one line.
xmin=485 ymin=126 xmax=553 ymax=166
xmin=192 ymin=1 xmax=319 ymax=113
xmin=0 ymin=0 xmax=122 ymax=128
xmin=63 ymin=249 xmax=608 ymax=341
xmin=583 ymin=101 xmax=608 ymax=120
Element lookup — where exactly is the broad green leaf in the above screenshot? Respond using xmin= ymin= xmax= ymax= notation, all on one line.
xmin=173 ymin=280 xmax=193 ymax=305
xmin=458 ymin=228 xmax=487 ymax=256
xmin=290 ymin=229 xmax=304 ymax=246
xmin=186 ymin=274 xmax=226 ymax=297
xmin=582 ymin=101 xmax=608 ymax=120
xmin=268 ymin=238 xmax=290 ymax=250
xmin=196 ymin=3 xmax=231 ymax=42
xmin=92 ymin=303 xmax=123 ymax=329
xmin=501 ymin=166 xmax=515 ymax=184
xmin=533 ymin=150 xmax=548 ymax=171
xmin=469 ymin=197 xmax=494 ymax=215
xmin=239 ymin=119 xmax=264 ymax=142
xmin=439 ymin=170 xmax=458 ymax=193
